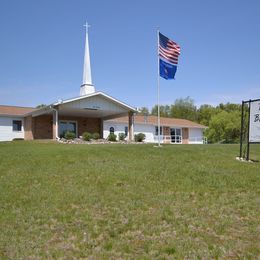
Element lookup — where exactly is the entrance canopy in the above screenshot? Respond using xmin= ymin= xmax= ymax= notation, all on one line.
xmin=28 ymin=92 xmax=137 ymax=119
xmin=24 ymin=92 xmax=137 ymax=140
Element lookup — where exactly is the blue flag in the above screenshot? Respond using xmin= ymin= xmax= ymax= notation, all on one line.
xmin=159 ymin=58 xmax=177 ymax=80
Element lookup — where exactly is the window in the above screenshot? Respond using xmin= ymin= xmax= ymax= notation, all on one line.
xmin=13 ymin=120 xmax=22 ymax=131
xmin=59 ymin=121 xmax=77 ymax=138
xmin=155 ymin=126 xmax=162 ymax=136
xmin=124 ymin=126 xmax=128 ymax=137
xmin=109 ymin=127 xmax=115 ymax=134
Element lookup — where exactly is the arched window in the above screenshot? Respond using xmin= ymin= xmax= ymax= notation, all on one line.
xmin=124 ymin=126 xmax=128 ymax=137
xmin=109 ymin=127 xmax=115 ymax=134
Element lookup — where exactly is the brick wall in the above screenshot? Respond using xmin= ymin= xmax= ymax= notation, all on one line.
xmin=59 ymin=116 xmax=102 ymax=137
xmin=24 ymin=116 xmax=34 ymax=140
xmin=182 ymin=128 xmax=189 ymax=144
xmin=24 ymin=114 xmax=102 ymax=140
xmin=34 ymin=115 xmax=53 ymax=139
xmin=163 ymin=126 xmax=170 ymax=135
xmin=163 ymin=126 xmax=171 ymax=144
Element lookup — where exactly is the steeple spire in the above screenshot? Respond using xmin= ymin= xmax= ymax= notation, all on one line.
xmin=80 ymin=21 xmax=95 ymax=96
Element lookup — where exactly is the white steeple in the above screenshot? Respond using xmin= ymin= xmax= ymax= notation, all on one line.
xmin=80 ymin=21 xmax=95 ymax=96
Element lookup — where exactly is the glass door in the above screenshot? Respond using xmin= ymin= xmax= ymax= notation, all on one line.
xmin=170 ymin=128 xmax=182 ymax=143
xmin=170 ymin=128 xmax=176 ymax=143
xmin=175 ymin=128 xmax=182 ymax=143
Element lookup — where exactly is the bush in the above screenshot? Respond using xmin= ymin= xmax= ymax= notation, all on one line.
xmin=92 ymin=132 xmax=100 ymax=140
xmin=107 ymin=133 xmax=117 ymax=142
xmin=118 ymin=133 xmax=126 ymax=141
xmin=64 ymin=131 xmax=76 ymax=140
xmin=82 ymin=132 xmax=92 ymax=141
xmin=134 ymin=133 xmax=146 ymax=142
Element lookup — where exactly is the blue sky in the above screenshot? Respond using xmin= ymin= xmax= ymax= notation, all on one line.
xmin=0 ymin=0 xmax=259 ymax=109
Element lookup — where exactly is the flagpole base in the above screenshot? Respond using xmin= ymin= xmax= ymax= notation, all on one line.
xmin=154 ymin=145 xmax=163 ymax=148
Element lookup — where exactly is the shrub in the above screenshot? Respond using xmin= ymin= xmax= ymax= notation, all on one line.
xmin=82 ymin=132 xmax=92 ymax=141
xmin=118 ymin=133 xmax=126 ymax=141
xmin=107 ymin=133 xmax=117 ymax=142
xmin=134 ymin=133 xmax=146 ymax=142
xmin=92 ymin=132 xmax=100 ymax=140
xmin=64 ymin=131 xmax=76 ymax=140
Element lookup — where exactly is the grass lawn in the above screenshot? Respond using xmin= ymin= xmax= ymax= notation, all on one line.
xmin=0 ymin=141 xmax=259 ymax=258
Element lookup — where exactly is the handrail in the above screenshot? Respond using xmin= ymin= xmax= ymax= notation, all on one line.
xmin=189 ymin=136 xmax=208 ymax=144
xmin=155 ymin=135 xmax=207 ymax=144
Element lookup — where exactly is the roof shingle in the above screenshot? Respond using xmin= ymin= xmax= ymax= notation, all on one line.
xmin=0 ymin=105 xmax=37 ymax=116
xmin=107 ymin=115 xmax=207 ymax=129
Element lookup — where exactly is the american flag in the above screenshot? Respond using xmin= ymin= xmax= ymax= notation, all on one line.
xmin=159 ymin=32 xmax=180 ymax=65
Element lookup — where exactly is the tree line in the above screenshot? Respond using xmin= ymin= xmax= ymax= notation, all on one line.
xmin=138 ymin=97 xmax=242 ymax=144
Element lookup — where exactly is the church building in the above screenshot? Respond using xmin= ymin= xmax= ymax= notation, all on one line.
xmin=0 ymin=24 xmax=137 ymax=142
xmin=0 ymin=24 xmax=207 ymax=144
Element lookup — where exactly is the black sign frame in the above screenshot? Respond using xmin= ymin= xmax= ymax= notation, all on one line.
xmin=239 ymin=98 xmax=260 ymax=160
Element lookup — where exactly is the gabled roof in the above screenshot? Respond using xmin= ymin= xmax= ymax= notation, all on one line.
xmin=0 ymin=92 xmax=137 ymax=119
xmin=25 ymin=91 xmax=137 ymax=118
xmin=107 ymin=115 xmax=207 ymax=129
xmin=52 ymin=91 xmax=137 ymax=112
xmin=0 ymin=105 xmax=37 ymax=116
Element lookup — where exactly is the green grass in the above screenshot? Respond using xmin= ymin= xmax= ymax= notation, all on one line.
xmin=0 ymin=141 xmax=259 ymax=258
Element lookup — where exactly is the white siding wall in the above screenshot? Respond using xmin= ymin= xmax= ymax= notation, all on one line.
xmin=103 ymin=121 xmax=205 ymax=144
xmin=0 ymin=117 xmax=24 ymax=141
xmin=103 ymin=121 xmax=156 ymax=142
xmin=189 ymin=128 xmax=204 ymax=144
xmin=103 ymin=122 xmax=126 ymax=140
xmin=133 ymin=124 xmax=155 ymax=143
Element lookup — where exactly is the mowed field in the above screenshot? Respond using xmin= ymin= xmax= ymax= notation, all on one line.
xmin=0 ymin=141 xmax=259 ymax=258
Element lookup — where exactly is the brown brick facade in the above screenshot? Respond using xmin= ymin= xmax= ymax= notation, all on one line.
xmin=59 ymin=116 xmax=102 ymax=137
xmin=24 ymin=114 xmax=102 ymax=140
xmin=163 ymin=126 xmax=171 ymax=144
xmin=34 ymin=115 xmax=53 ymax=139
xmin=24 ymin=115 xmax=34 ymax=140
xmin=182 ymin=128 xmax=189 ymax=144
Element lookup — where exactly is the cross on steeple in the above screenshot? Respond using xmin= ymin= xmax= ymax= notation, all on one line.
xmin=83 ymin=21 xmax=91 ymax=33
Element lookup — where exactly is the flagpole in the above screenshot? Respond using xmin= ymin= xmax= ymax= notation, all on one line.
xmin=157 ymin=28 xmax=161 ymax=147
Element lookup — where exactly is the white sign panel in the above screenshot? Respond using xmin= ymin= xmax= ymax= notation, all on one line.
xmin=249 ymin=100 xmax=260 ymax=142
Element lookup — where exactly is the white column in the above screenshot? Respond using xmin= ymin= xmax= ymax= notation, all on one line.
xmin=52 ymin=109 xmax=59 ymax=139
xmin=128 ymin=112 xmax=134 ymax=141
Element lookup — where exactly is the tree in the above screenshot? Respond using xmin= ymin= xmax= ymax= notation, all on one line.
xmin=151 ymin=105 xmax=171 ymax=117
xmin=170 ymin=97 xmax=197 ymax=121
xmin=36 ymin=104 xmax=47 ymax=109
xmin=197 ymin=104 xmax=216 ymax=126
xmin=217 ymin=102 xmax=241 ymax=113
xmin=205 ymin=110 xmax=241 ymax=143
xmin=138 ymin=107 xmax=149 ymax=115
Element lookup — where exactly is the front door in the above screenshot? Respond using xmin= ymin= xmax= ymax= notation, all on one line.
xmin=59 ymin=121 xmax=77 ymax=138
